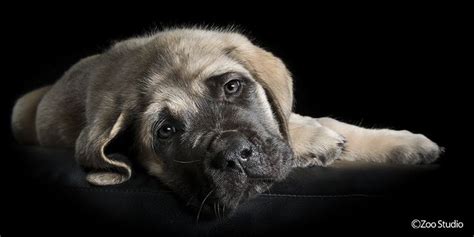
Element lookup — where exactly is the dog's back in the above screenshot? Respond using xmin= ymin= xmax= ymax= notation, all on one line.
xmin=11 ymin=54 xmax=101 ymax=147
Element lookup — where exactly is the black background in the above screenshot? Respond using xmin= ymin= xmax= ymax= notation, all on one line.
xmin=1 ymin=3 xmax=471 ymax=235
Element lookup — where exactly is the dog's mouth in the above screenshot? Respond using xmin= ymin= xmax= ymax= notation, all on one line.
xmin=192 ymin=175 xmax=277 ymax=220
xmin=170 ymin=130 xmax=294 ymax=220
xmin=195 ymin=155 xmax=291 ymax=219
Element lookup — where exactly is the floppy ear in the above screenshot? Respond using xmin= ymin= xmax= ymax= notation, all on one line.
xmin=75 ymin=112 xmax=132 ymax=186
xmin=229 ymin=46 xmax=294 ymax=141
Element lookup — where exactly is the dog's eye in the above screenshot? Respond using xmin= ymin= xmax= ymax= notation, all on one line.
xmin=224 ymin=79 xmax=242 ymax=94
xmin=157 ymin=124 xmax=176 ymax=139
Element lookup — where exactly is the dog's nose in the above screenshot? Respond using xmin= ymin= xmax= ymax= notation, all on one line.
xmin=210 ymin=131 xmax=255 ymax=173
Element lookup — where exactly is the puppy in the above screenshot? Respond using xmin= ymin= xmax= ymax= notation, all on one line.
xmin=11 ymin=27 xmax=442 ymax=216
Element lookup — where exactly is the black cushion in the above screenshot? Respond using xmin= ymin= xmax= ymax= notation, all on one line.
xmin=2 ymin=145 xmax=468 ymax=235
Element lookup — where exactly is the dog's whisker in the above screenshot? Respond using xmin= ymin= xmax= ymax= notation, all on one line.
xmin=173 ymin=159 xmax=201 ymax=164
xmin=196 ymin=189 xmax=214 ymax=223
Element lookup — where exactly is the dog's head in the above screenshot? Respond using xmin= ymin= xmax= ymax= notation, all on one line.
xmin=77 ymin=28 xmax=294 ymax=217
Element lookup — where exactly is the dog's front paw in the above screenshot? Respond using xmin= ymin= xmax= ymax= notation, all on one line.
xmin=292 ymin=126 xmax=346 ymax=168
xmin=389 ymin=131 xmax=443 ymax=164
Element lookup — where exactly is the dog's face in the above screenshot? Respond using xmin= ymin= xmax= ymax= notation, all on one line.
xmin=79 ymin=29 xmax=294 ymax=217
xmin=134 ymin=31 xmax=294 ymax=216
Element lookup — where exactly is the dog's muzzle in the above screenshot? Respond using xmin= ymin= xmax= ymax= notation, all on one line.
xmin=209 ymin=131 xmax=258 ymax=176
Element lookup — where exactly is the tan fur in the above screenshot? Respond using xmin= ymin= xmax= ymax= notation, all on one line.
xmin=11 ymin=27 xmax=441 ymax=186
xmin=289 ymin=114 xmax=345 ymax=166
xmin=288 ymin=113 xmax=441 ymax=166
xmin=228 ymin=45 xmax=293 ymax=140
xmin=317 ymin=117 xmax=441 ymax=164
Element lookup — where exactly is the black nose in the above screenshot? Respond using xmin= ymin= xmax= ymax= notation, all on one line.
xmin=210 ymin=131 xmax=255 ymax=173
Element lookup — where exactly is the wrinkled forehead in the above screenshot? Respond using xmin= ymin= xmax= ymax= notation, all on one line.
xmin=142 ymin=48 xmax=252 ymax=119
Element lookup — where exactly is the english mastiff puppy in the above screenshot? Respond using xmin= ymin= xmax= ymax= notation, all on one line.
xmin=11 ymin=27 xmax=442 ymax=217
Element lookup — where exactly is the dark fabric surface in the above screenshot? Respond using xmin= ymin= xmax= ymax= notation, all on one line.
xmin=2 ymin=145 xmax=469 ymax=236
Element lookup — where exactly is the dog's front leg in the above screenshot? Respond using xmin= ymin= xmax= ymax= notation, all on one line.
xmin=317 ymin=117 xmax=442 ymax=164
xmin=289 ymin=114 xmax=443 ymax=167
xmin=289 ymin=113 xmax=346 ymax=167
